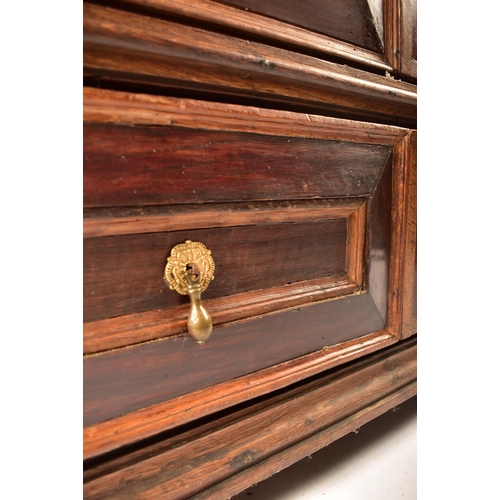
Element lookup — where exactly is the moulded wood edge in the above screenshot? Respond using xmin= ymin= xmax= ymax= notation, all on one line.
xmin=194 ymin=381 xmax=417 ymax=500
xmin=387 ymin=132 xmax=412 ymax=337
xmin=83 ymin=328 xmax=398 ymax=460
xmin=84 ymin=201 xmax=365 ymax=354
xmin=83 ymin=4 xmax=416 ymax=104
xmin=83 ymin=277 xmax=360 ymax=354
xmin=115 ymin=0 xmax=394 ymax=72
xmin=83 ymin=339 xmax=416 ymax=498
xmin=83 ymin=88 xmax=410 ymax=145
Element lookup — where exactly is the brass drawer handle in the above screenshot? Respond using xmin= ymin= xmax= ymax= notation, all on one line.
xmin=165 ymin=240 xmax=215 ymax=344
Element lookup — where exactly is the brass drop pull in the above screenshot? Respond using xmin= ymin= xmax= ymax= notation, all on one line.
xmin=164 ymin=240 xmax=215 ymax=344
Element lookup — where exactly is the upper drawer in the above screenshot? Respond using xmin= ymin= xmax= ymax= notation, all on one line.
xmin=83 ymin=88 xmax=415 ymax=458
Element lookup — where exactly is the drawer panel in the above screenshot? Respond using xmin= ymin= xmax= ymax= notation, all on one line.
xmin=83 ymin=89 xmax=413 ymax=457
xmin=84 ymin=124 xmax=391 ymax=207
xmin=83 ymin=292 xmax=385 ymax=427
xmin=84 ymin=219 xmax=347 ymax=322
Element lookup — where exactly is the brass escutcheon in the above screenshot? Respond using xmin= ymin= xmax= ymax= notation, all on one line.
xmin=164 ymin=240 xmax=215 ymax=344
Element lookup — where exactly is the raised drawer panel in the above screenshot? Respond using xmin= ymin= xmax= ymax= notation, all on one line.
xmin=84 ymin=219 xmax=347 ymax=322
xmin=84 ymin=124 xmax=391 ymax=207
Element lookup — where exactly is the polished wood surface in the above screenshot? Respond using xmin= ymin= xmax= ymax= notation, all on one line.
xmin=83 ymin=88 xmax=409 ymax=145
xmin=83 ymin=3 xmax=416 ymax=127
xmin=112 ymin=0 xmax=392 ymax=70
xmin=84 ymin=330 xmax=397 ymax=459
xmin=84 ymin=292 xmax=386 ymax=427
xmin=84 ymin=277 xmax=360 ymax=354
xmin=213 ymin=0 xmax=383 ymax=51
xmin=196 ymin=382 xmax=416 ymax=500
xmin=83 ymin=199 xmax=363 ymax=238
xmin=401 ymin=130 xmax=417 ymax=337
xmin=399 ymin=0 xmax=417 ymax=78
xmin=387 ymin=131 xmax=416 ymax=336
xmin=82 ymin=1 xmax=416 ymax=494
xmin=83 ymin=338 xmax=416 ymax=499
xmin=84 ymin=219 xmax=347 ymax=322
xmin=83 ymin=92 xmax=415 ymax=454
xmin=84 ymin=124 xmax=391 ymax=207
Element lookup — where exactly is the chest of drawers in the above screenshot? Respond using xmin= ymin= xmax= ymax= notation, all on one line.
xmin=83 ymin=1 xmax=416 ymax=497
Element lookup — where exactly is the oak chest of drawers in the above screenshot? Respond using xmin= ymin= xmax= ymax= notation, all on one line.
xmin=83 ymin=1 xmax=417 ymax=498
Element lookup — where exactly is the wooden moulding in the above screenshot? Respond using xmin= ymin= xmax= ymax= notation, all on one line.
xmin=83 ymin=338 xmax=416 ymax=498
xmin=83 ymin=329 xmax=397 ymax=460
xmin=84 ymin=200 xmax=366 ymax=353
xmin=83 ymin=3 xmax=417 ymax=125
xmin=112 ymin=0 xmax=394 ymax=71
xmin=83 ymin=89 xmax=415 ymax=458
xmin=84 ymin=293 xmax=387 ymax=427
xmin=388 ymin=130 xmax=417 ymax=337
xmin=399 ymin=0 xmax=417 ymax=79
xmin=194 ymin=381 xmax=417 ymax=500
xmin=83 ymin=88 xmax=409 ymax=145
xmin=401 ymin=130 xmax=417 ymax=337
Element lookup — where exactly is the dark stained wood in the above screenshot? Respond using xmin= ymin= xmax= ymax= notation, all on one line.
xmin=84 ymin=329 xmax=397 ymax=459
xmin=83 ymin=339 xmax=416 ymax=499
xmin=85 ymin=340 xmax=413 ymax=484
xmin=401 ymin=130 xmax=416 ymax=337
xmin=366 ymin=153 xmax=393 ymax=324
xmin=83 ymin=292 xmax=386 ymax=427
xmin=400 ymin=0 xmax=417 ymax=79
xmin=84 ymin=278 xmax=359 ymax=354
xmin=84 ymin=219 xmax=347 ymax=322
xmin=385 ymin=0 xmax=416 ymax=80
xmin=83 ymin=4 xmax=417 ymax=125
xmin=84 ymin=123 xmax=392 ymax=207
xmin=114 ymin=0 xmax=393 ymax=71
xmin=214 ymin=0 xmax=383 ymax=52
xmin=83 ymin=88 xmax=410 ymax=146
xmin=81 ymin=0 xmax=416 ymax=494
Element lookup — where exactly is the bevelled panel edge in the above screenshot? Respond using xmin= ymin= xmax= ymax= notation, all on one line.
xmin=83 ymin=328 xmax=397 ymax=459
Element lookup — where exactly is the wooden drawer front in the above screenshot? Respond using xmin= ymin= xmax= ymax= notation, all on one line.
xmin=215 ymin=0 xmax=383 ymax=52
xmin=83 ymin=89 xmax=414 ymax=458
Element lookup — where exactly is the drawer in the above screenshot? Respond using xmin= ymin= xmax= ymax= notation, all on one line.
xmin=83 ymin=88 xmax=415 ymax=458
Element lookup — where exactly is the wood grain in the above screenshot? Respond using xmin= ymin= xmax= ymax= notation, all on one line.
xmin=83 ymin=338 xmax=416 ymax=499
xmin=84 ymin=123 xmax=391 ymax=207
xmin=401 ymin=130 xmax=416 ymax=337
xmin=84 ymin=277 xmax=359 ymax=354
xmin=83 ymin=201 xmax=366 ymax=353
xmin=211 ymin=0 xmax=383 ymax=51
xmin=193 ymin=381 xmax=416 ymax=500
xmin=387 ymin=132 xmax=410 ymax=336
xmin=83 ymin=88 xmax=410 ymax=146
xmin=113 ymin=0 xmax=393 ymax=71
xmin=83 ymin=292 xmax=386 ymax=427
xmin=346 ymin=201 xmax=367 ymax=286
xmin=83 ymin=329 xmax=397 ymax=459
xmin=83 ymin=199 xmax=362 ymax=238
xmin=83 ymin=3 xmax=417 ymax=124
xmin=84 ymin=219 xmax=348 ymax=322
xmin=400 ymin=0 xmax=417 ymax=79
